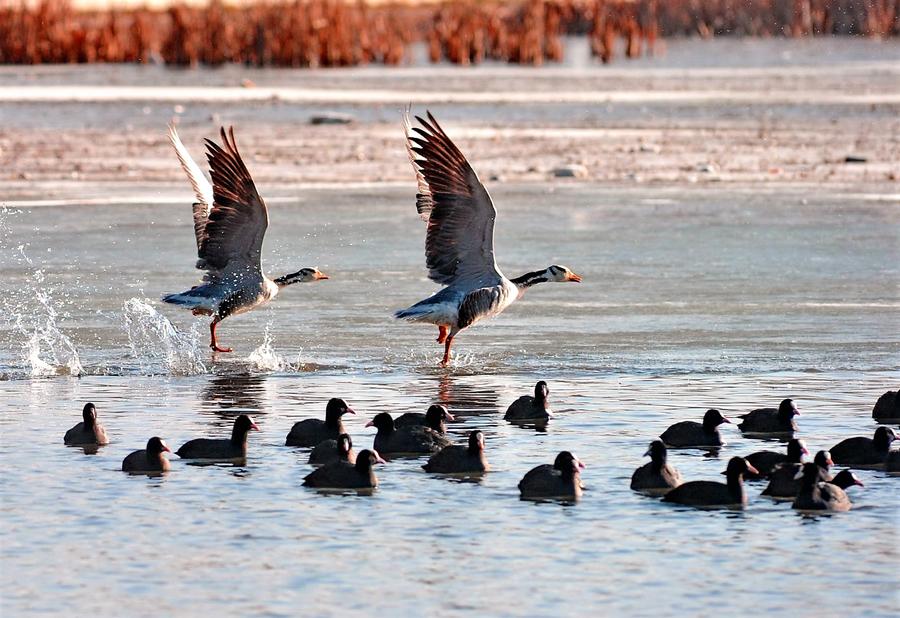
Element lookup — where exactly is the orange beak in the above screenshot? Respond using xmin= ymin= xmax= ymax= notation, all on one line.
xmin=567 ymin=272 xmax=583 ymax=283
xmin=315 ymin=272 xmax=329 ymax=280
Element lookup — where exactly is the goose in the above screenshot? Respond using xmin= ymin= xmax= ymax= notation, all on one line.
xmin=396 ymin=111 xmax=582 ymax=366
xmin=163 ymin=126 xmax=328 ymax=353
xmin=64 ymin=402 xmax=109 ymax=446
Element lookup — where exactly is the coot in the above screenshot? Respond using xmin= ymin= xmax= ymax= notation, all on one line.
xmin=303 ymin=449 xmax=385 ymax=489
xmin=309 ymin=433 xmax=356 ymax=466
xmin=122 ymin=437 xmax=171 ymax=474
xmin=738 ymin=398 xmax=799 ymax=436
xmin=872 ymin=390 xmax=899 ymax=423
xmin=662 ymin=457 xmax=757 ymax=507
xmin=64 ymin=402 xmax=109 ymax=446
xmin=504 ymin=381 xmax=552 ymax=422
xmin=518 ymin=451 xmax=584 ymax=500
xmin=366 ymin=412 xmax=450 ymax=455
xmin=829 ymin=469 xmax=865 ymax=490
xmin=423 ymin=430 xmax=489 ymax=474
xmin=285 ymin=398 xmax=355 ymax=447
xmin=395 ymin=404 xmax=454 ymax=434
xmin=630 ymin=440 xmax=682 ymax=494
xmin=885 ymin=449 xmax=900 ymax=472
xmin=659 ymin=409 xmax=730 ymax=448
xmin=743 ymin=438 xmax=808 ymax=480
xmin=792 ymin=462 xmax=852 ymax=512
xmin=762 ymin=450 xmax=832 ymax=499
xmin=830 ymin=426 xmax=897 ymax=467
xmin=176 ymin=414 xmax=259 ymax=460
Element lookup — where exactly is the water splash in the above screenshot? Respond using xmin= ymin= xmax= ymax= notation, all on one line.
xmin=246 ymin=326 xmax=288 ymax=372
xmin=122 ymin=298 xmax=207 ymax=375
xmin=0 ymin=211 xmax=83 ymax=378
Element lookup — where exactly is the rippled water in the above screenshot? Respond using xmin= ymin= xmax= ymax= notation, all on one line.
xmin=1 ymin=181 xmax=898 ymax=616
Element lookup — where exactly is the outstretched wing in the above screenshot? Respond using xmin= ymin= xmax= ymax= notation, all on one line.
xmin=167 ymin=125 xmax=214 ymax=251
xmin=197 ymin=127 xmax=269 ymax=279
xmin=404 ymin=110 xmax=502 ymax=286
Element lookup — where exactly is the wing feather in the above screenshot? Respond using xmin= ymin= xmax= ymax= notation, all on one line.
xmin=168 ymin=125 xmax=214 ymax=250
xmin=197 ymin=127 xmax=268 ymax=278
xmin=403 ymin=109 xmax=502 ymax=286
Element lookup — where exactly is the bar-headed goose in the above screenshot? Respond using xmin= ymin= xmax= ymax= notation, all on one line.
xmin=163 ymin=126 xmax=328 ymax=352
xmin=396 ymin=111 xmax=582 ymax=366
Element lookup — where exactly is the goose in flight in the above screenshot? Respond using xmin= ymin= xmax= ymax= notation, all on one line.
xmin=163 ymin=126 xmax=328 ymax=352
xmin=395 ymin=111 xmax=582 ymax=366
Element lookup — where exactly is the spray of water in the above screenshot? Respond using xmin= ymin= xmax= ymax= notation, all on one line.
xmin=246 ymin=325 xmax=289 ymax=372
xmin=122 ymin=298 xmax=208 ymax=375
xmin=0 ymin=208 xmax=83 ymax=378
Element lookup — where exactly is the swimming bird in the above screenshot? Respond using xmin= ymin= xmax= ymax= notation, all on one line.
xmin=662 ymin=457 xmax=757 ymax=508
xmin=659 ymin=409 xmax=731 ymax=448
xmin=175 ymin=414 xmax=259 ymax=461
xmin=303 ymin=449 xmax=385 ymax=489
xmin=163 ymin=126 xmax=328 ymax=353
xmin=395 ymin=404 xmax=454 ymax=434
xmin=285 ymin=398 xmax=355 ymax=447
xmin=63 ymin=402 xmax=109 ymax=446
xmin=423 ymin=430 xmax=489 ymax=474
xmin=309 ymin=433 xmax=356 ymax=466
xmin=792 ymin=462 xmax=853 ymax=512
xmin=366 ymin=412 xmax=450 ymax=455
xmin=742 ymin=438 xmax=808 ymax=480
xmin=762 ymin=449 xmax=832 ymax=499
xmin=518 ymin=451 xmax=585 ymax=500
xmin=830 ymin=426 xmax=897 ymax=467
xmin=872 ymin=389 xmax=899 ymax=423
xmin=395 ymin=111 xmax=582 ymax=366
xmin=737 ymin=398 xmax=799 ymax=436
xmin=630 ymin=440 xmax=682 ymax=494
xmin=122 ymin=437 xmax=171 ymax=474
xmin=885 ymin=449 xmax=900 ymax=472
xmin=504 ymin=381 xmax=552 ymax=422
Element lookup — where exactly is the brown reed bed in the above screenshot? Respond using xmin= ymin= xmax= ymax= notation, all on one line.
xmin=0 ymin=0 xmax=895 ymax=67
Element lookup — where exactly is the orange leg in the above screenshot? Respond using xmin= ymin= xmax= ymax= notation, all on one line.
xmin=436 ymin=325 xmax=448 ymax=344
xmin=209 ymin=318 xmax=233 ymax=353
xmin=441 ymin=335 xmax=454 ymax=367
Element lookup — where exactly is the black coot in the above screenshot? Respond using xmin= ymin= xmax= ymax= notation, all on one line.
xmin=830 ymin=426 xmax=897 ymax=467
xmin=395 ymin=404 xmax=455 ymax=434
xmin=660 ymin=409 xmax=730 ymax=448
xmin=303 ymin=449 xmax=385 ymax=489
xmin=737 ymin=398 xmax=799 ymax=436
xmin=743 ymin=438 xmax=808 ymax=480
xmin=423 ymin=430 xmax=489 ymax=474
xmin=792 ymin=462 xmax=853 ymax=512
xmin=662 ymin=457 xmax=757 ymax=507
xmin=366 ymin=412 xmax=450 ymax=455
xmin=886 ymin=449 xmax=900 ymax=473
xmin=630 ymin=440 xmax=682 ymax=494
xmin=872 ymin=389 xmax=899 ymax=423
xmin=829 ymin=469 xmax=865 ymax=490
xmin=64 ymin=402 xmax=110 ymax=446
xmin=518 ymin=451 xmax=584 ymax=500
xmin=504 ymin=381 xmax=552 ymax=422
xmin=309 ymin=433 xmax=356 ymax=466
xmin=762 ymin=450 xmax=832 ymax=499
xmin=285 ymin=398 xmax=355 ymax=447
xmin=122 ymin=437 xmax=171 ymax=474
xmin=176 ymin=414 xmax=259 ymax=460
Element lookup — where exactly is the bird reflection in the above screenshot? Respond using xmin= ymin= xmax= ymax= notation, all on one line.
xmin=200 ymin=373 xmax=267 ymax=425
xmin=433 ymin=374 xmax=500 ymax=418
